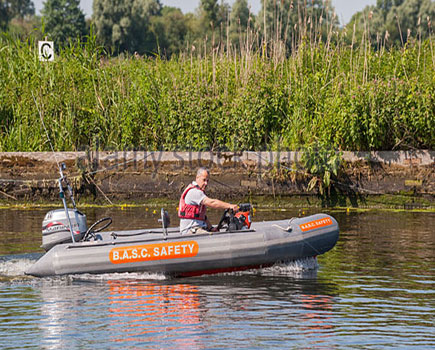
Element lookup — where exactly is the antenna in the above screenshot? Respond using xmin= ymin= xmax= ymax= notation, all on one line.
xmin=32 ymin=93 xmax=77 ymax=243
xmin=158 ymin=208 xmax=170 ymax=240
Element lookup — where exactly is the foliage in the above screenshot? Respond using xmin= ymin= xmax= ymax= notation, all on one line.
xmin=0 ymin=0 xmax=34 ymax=30
xmin=7 ymin=15 xmax=40 ymax=39
xmin=41 ymin=0 xmax=86 ymax=47
xmin=346 ymin=0 xmax=435 ymax=48
xmin=151 ymin=7 xmax=188 ymax=57
xmin=200 ymin=0 xmax=220 ymax=28
xmin=0 ymin=30 xmax=433 ymax=152
xmin=185 ymin=0 xmax=230 ymax=47
xmin=2 ymin=0 xmax=433 ymax=57
xmin=228 ymin=0 xmax=252 ymax=49
xmin=301 ymin=143 xmax=342 ymax=196
xmin=257 ymin=0 xmax=338 ymax=50
xmin=92 ymin=0 xmax=161 ymax=55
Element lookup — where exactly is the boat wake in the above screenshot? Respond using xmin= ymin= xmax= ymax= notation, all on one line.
xmin=0 ymin=254 xmax=40 ymax=281
xmin=211 ymin=256 xmax=319 ymax=278
xmin=0 ymin=254 xmax=169 ymax=281
xmin=261 ymin=257 xmax=319 ymax=277
xmin=71 ymin=271 xmax=169 ymax=282
xmin=72 ymin=257 xmax=319 ymax=281
xmin=0 ymin=255 xmax=318 ymax=282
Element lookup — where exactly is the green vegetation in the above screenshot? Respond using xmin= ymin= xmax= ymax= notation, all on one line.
xmin=0 ymin=194 xmax=433 ymax=211
xmin=0 ymin=0 xmax=433 ymax=153
xmin=0 ymin=29 xmax=433 ymax=152
xmin=301 ymin=143 xmax=342 ymax=196
xmin=0 ymin=0 xmax=34 ymax=31
xmin=2 ymin=0 xmax=435 ymax=54
xmin=346 ymin=0 xmax=435 ymax=48
xmin=92 ymin=0 xmax=161 ymax=54
xmin=41 ymin=0 xmax=86 ymax=47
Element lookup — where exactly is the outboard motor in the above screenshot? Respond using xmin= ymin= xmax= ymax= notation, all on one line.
xmin=39 ymin=163 xmax=112 ymax=250
xmin=218 ymin=203 xmax=252 ymax=231
xmin=234 ymin=203 xmax=252 ymax=229
xmin=42 ymin=209 xmax=88 ymax=251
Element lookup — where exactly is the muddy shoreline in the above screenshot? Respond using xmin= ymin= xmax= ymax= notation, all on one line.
xmin=0 ymin=151 xmax=433 ymax=208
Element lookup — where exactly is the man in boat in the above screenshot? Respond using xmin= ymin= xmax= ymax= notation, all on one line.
xmin=179 ymin=167 xmax=238 ymax=235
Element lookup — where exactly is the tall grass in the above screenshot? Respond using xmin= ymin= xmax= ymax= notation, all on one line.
xmin=0 ymin=12 xmax=433 ymax=152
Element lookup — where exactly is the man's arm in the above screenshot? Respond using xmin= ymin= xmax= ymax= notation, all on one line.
xmin=202 ymin=197 xmax=238 ymax=211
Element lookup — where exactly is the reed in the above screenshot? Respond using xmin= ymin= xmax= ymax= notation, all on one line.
xmin=0 ymin=10 xmax=433 ymax=152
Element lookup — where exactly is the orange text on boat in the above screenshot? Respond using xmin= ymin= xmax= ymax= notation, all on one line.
xmin=299 ymin=217 xmax=333 ymax=232
xmin=109 ymin=241 xmax=199 ymax=264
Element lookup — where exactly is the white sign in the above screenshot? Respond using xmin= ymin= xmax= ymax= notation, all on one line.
xmin=38 ymin=41 xmax=54 ymax=61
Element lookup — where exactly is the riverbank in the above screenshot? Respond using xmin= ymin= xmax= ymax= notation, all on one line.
xmin=0 ymin=151 xmax=433 ymax=209
xmin=1 ymin=38 xmax=433 ymax=152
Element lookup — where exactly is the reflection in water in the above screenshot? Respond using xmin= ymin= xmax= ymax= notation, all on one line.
xmin=108 ymin=281 xmax=206 ymax=349
xmin=37 ymin=280 xmax=99 ymax=350
xmin=299 ymin=293 xmax=333 ymax=329
xmin=29 ymin=261 xmax=334 ymax=350
xmin=40 ymin=284 xmax=68 ymax=350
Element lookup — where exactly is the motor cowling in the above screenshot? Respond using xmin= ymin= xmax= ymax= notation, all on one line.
xmin=229 ymin=203 xmax=252 ymax=231
xmin=41 ymin=209 xmax=88 ymax=251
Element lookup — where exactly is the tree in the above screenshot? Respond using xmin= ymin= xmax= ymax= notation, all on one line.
xmin=0 ymin=0 xmax=35 ymax=30
xmin=376 ymin=0 xmax=405 ymax=15
xmin=182 ymin=0 xmax=230 ymax=49
xmin=200 ymin=0 xmax=219 ymax=28
xmin=199 ymin=0 xmax=230 ymax=37
xmin=257 ymin=0 xmax=337 ymax=50
xmin=92 ymin=0 xmax=161 ymax=55
xmin=8 ymin=0 xmax=35 ymax=18
xmin=386 ymin=0 xmax=435 ymax=45
xmin=228 ymin=0 xmax=252 ymax=48
xmin=151 ymin=6 xmax=188 ymax=56
xmin=230 ymin=0 xmax=250 ymax=29
xmin=0 ymin=2 xmax=8 ymax=30
xmin=347 ymin=0 xmax=434 ymax=48
xmin=41 ymin=0 xmax=86 ymax=47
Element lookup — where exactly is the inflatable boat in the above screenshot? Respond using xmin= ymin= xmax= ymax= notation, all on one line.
xmin=26 ymin=209 xmax=339 ymax=277
xmin=25 ymin=165 xmax=339 ymax=277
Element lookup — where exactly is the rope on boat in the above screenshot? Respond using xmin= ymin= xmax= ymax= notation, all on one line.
xmin=111 ymin=229 xmax=180 ymax=238
xmin=271 ymin=220 xmax=324 ymax=256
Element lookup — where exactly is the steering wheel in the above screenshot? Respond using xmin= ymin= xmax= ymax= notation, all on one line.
xmin=83 ymin=217 xmax=112 ymax=241
xmin=216 ymin=209 xmax=231 ymax=231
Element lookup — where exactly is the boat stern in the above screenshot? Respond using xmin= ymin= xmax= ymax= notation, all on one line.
xmin=25 ymin=251 xmax=56 ymax=277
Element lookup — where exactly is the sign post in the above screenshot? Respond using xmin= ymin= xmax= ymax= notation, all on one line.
xmin=38 ymin=41 xmax=55 ymax=61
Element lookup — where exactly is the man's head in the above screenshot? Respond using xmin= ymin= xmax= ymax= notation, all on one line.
xmin=196 ymin=167 xmax=210 ymax=191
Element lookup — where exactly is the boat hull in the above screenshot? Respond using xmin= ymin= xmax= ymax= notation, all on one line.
xmin=26 ymin=213 xmax=339 ymax=277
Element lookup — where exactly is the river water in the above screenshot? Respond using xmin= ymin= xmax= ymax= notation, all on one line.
xmin=0 ymin=206 xmax=434 ymax=349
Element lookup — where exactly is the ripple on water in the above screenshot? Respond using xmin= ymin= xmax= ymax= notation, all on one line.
xmin=1 ymin=210 xmax=434 ymax=350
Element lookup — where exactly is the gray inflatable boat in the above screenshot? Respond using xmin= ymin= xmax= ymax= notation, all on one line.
xmin=25 ymin=165 xmax=339 ymax=277
xmin=26 ymin=210 xmax=339 ymax=277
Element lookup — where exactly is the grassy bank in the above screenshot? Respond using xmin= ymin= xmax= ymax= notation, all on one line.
xmin=0 ymin=34 xmax=434 ymax=152
xmin=0 ymin=194 xmax=433 ymax=212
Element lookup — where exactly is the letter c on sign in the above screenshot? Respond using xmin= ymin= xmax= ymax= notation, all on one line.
xmin=38 ymin=41 xmax=54 ymax=61
xmin=41 ymin=43 xmax=52 ymax=60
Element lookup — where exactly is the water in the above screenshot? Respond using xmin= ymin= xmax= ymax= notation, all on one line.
xmin=0 ymin=206 xmax=434 ymax=349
